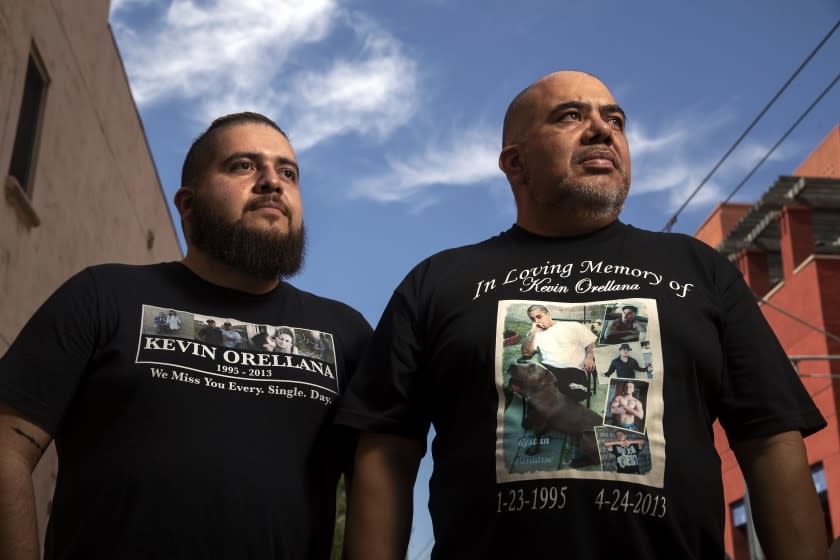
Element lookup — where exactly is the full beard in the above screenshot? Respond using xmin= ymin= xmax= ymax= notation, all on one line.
xmin=188 ymin=195 xmax=306 ymax=280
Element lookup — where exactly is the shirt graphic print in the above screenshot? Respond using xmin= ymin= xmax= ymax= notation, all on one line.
xmin=495 ymin=298 xmax=664 ymax=487
xmin=136 ymin=305 xmax=341 ymax=406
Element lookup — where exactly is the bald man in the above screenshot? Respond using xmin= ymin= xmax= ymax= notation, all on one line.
xmin=336 ymin=72 xmax=826 ymax=559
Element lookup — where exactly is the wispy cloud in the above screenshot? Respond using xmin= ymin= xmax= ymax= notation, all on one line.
xmin=348 ymin=109 xmax=791 ymax=210
xmin=628 ymin=110 xmax=794 ymax=212
xmin=350 ymin=126 xmax=502 ymax=203
xmin=287 ymin=15 xmax=418 ymax=151
xmin=112 ymin=0 xmax=335 ymax=106
xmin=110 ymin=0 xmax=418 ymax=151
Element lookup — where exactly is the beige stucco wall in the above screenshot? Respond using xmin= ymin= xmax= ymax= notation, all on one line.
xmin=0 ymin=0 xmax=182 ymax=551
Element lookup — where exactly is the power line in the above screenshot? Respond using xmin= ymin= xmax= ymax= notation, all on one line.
xmin=662 ymin=19 xmax=840 ymax=232
xmin=719 ymin=71 xmax=840 ymax=205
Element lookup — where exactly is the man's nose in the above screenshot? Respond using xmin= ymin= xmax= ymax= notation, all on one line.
xmin=582 ymin=116 xmax=613 ymax=145
xmin=255 ymin=164 xmax=282 ymax=193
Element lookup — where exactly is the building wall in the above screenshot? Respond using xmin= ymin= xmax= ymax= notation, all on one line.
xmin=794 ymin=127 xmax=840 ymax=178
xmin=0 ymin=0 xmax=182 ymax=550
xmin=694 ymin=202 xmax=752 ymax=250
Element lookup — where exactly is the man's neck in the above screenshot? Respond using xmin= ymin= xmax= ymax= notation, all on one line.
xmin=181 ymin=250 xmax=279 ymax=295
xmin=515 ymin=211 xmax=618 ymax=237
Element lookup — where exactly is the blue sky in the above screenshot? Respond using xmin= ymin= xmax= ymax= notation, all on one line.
xmin=109 ymin=1 xmax=839 ymax=557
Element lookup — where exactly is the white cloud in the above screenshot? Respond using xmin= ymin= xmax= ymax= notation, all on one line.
xmin=114 ymin=0 xmax=336 ymax=105
xmin=666 ymin=180 xmax=726 ymax=212
xmin=288 ymin=18 xmax=418 ymax=150
xmin=626 ymin=126 xmax=686 ymax=158
xmin=111 ymin=0 xmax=419 ymax=151
xmin=350 ymin=127 xmax=502 ymax=202
xmin=627 ymin=109 xmax=794 ymax=213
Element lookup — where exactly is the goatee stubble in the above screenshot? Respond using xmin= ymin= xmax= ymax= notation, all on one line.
xmin=524 ymin=166 xmax=630 ymax=223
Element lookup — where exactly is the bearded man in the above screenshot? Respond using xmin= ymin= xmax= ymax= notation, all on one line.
xmin=0 ymin=113 xmax=371 ymax=559
xmin=336 ymin=72 xmax=826 ymax=559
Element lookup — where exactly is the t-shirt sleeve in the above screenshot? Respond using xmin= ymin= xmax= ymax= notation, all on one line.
xmin=334 ymin=264 xmax=431 ymax=443
xmin=715 ymin=259 xmax=826 ymax=442
xmin=580 ymin=323 xmax=597 ymax=348
xmin=337 ymin=306 xmax=374 ymax=386
xmin=0 ymin=268 xmax=101 ymax=434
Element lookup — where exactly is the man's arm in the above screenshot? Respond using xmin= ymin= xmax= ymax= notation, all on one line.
xmin=344 ymin=432 xmax=424 ymax=560
xmin=521 ymin=327 xmax=539 ymax=357
xmin=0 ymin=404 xmax=52 ymax=560
xmin=582 ymin=343 xmax=595 ymax=373
xmin=732 ymin=430 xmax=826 ymax=560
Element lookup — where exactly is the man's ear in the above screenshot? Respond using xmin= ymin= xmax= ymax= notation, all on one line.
xmin=499 ymin=145 xmax=526 ymax=188
xmin=174 ymin=187 xmax=194 ymax=219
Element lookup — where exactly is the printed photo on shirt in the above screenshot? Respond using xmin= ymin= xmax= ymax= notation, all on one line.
xmin=604 ymin=379 xmax=648 ymax=434
xmin=595 ymin=341 xmax=653 ymax=381
xmin=251 ymin=327 xmax=286 ymax=353
xmin=194 ymin=314 xmax=226 ymax=346
xmin=137 ymin=305 xmax=341 ymax=400
xmin=598 ymin=301 xmax=649 ymax=345
xmin=249 ymin=327 xmax=335 ymax=364
xmin=595 ymin=426 xmax=651 ymax=475
xmin=142 ymin=306 xmax=194 ymax=339
xmin=495 ymin=298 xmax=665 ymax=487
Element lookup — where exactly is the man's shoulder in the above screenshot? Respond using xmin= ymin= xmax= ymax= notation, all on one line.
xmin=278 ymin=282 xmax=367 ymax=323
xmin=51 ymin=262 xmax=178 ymax=297
xmin=387 ymin=232 xmax=510 ymax=292
xmin=421 ymin=232 xmax=508 ymax=265
xmin=84 ymin=261 xmax=178 ymax=281
xmin=623 ymin=224 xmax=744 ymax=291
xmin=624 ymin=224 xmax=722 ymax=256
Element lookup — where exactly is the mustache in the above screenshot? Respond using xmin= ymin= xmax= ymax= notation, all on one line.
xmin=243 ymin=195 xmax=289 ymax=216
xmin=573 ymin=146 xmax=622 ymax=167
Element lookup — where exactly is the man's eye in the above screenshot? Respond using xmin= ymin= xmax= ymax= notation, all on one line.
xmin=560 ymin=111 xmax=581 ymax=121
xmin=231 ymin=161 xmax=253 ymax=171
xmin=282 ymin=169 xmax=297 ymax=181
xmin=606 ymin=116 xmax=624 ymax=129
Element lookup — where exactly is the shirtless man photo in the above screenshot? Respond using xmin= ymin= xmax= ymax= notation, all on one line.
xmin=609 ymin=381 xmax=644 ymax=431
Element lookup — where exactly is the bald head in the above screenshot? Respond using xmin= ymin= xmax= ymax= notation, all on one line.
xmin=502 ymin=71 xmax=611 ymax=147
xmin=497 ymin=70 xmax=631 ymax=236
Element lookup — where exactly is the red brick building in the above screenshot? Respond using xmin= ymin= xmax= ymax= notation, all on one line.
xmin=695 ymin=125 xmax=840 ymax=558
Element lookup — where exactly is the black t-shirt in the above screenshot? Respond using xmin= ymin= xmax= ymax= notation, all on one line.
xmin=335 ymin=221 xmax=825 ymax=559
xmin=0 ymin=262 xmax=372 ymax=559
